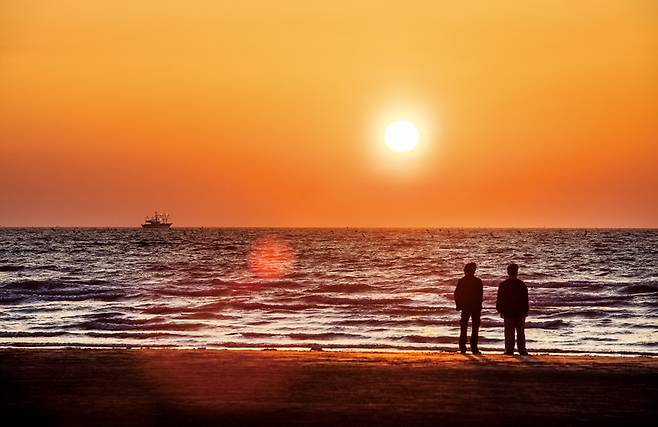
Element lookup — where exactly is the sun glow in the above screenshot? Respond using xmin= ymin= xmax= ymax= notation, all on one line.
xmin=384 ymin=120 xmax=420 ymax=153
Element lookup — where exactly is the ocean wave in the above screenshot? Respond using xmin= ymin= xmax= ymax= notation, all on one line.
xmin=583 ymin=336 xmax=617 ymax=342
xmin=0 ymin=265 xmax=25 ymax=272
xmin=300 ymin=295 xmax=413 ymax=306
xmin=264 ymin=280 xmax=305 ymax=289
xmin=3 ymin=278 xmax=111 ymax=290
xmin=527 ymin=280 xmax=658 ymax=296
xmin=373 ymin=306 xmax=454 ymax=316
xmin=0 ymin=331 xmax=67 ymax=338
xmin=288 ymin=332 xmax=367 ymax=340
xmin=397 ymin=335 xmax=455 ymax=344
xmin=0 ymin=342 xmax=176 ymax=348
xmin=406 ymin=287 xmax=443 ymax=294
xmin=199 ymin=300 xmax=320 ymax=312
xmin=177 ymin=312 xmax=236 ymax=320
xmin=75 ymin=320 xmax=206 ymax=332
xmin=531 ymin=281 xmax=607 ymax=290
xmin=531 ymin=297 xmax=630 ymax=308
xmin=153 ymin=287 xmax=233 ymax=297
xmin=0 ymin=296 xmax=25 ymax=304
xmin=142 ymin=300 xmax=322 ymax=314
xmin=333 ymin=318 xmax=455 ymax=327
xmin=620 ymin=283 xmax=658 ymax=295
xmin=313 ymin=283 xmax=374 ymax=293
xmin=398 ymin=335 xmax=499 ymax=344
xmin=2 ymin=279 xmax=66 ymax=290
xmin=1 ymin=280 xmax=127 ymax=302
xmin=146 ymin=265 xmax=174 ymax=272
xmin=84 ymin=332 xmax=186 ymax=339
xmin=525 ymin=320 xmax=567 ymax=329
xmin=241 ymin=332 xmax=276 ymax=339
xmin=549 ymin=310 xmax=611 ymax=319
xmin=141 ymin=305 xmax=200 ymax=315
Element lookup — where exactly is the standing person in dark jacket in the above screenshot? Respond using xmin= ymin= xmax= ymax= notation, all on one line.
xmin=454 ymin=262 xmax=483 ymax=354
xmin=496 ymin=263 xmax=529 ymax=355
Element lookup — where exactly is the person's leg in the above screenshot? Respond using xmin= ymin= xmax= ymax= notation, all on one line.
xmin=459 ymin=311 xmax=469 ymax=353
xmin=504 ymin=317 xmax=514 ymax=354
xmin=470 ymin=311 xmax=481 ymax=353
xmin=517 ymin=316 xmax=527 ymax=354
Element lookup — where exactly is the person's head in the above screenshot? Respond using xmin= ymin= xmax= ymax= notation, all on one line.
xmin=464 ymin=262 xmax=477 ymax=276
xmin=507 ymin=263 xmax=519 ymax=277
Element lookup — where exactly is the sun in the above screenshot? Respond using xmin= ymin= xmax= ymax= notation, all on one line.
xmin=384 ymin=120 xmax=420 ymax=153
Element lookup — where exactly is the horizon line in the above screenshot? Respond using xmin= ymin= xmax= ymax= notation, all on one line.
xmin=1 ymin=226 xmax=657 ymax=230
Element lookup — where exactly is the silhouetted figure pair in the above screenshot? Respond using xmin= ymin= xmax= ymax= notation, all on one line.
xmin=454 ymin=262 xmax=529 ymax=355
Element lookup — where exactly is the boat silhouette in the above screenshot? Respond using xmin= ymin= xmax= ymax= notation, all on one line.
xmin=141 ymin=211 xmax=172 ymax=229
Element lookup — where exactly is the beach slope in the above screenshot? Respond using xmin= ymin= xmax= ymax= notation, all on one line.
xmin=1 ymin=349 xmax=656 ymax=426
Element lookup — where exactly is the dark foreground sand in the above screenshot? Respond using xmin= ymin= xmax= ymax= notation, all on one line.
xmin=1 ymin=349 xmax=656 ymax=426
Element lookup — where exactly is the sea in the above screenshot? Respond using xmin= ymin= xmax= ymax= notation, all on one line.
xmin=1 ymin=228 xmax=657 ymax=355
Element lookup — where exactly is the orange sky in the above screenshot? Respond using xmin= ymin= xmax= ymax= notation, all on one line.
xmin=1 ymin=1 xmax=657 ymax=227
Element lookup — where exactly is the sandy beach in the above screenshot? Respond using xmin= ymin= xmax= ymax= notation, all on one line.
xmin=1 ymin=349 xmax=656 ymax=426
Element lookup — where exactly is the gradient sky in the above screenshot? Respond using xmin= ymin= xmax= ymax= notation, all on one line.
xmin=1 ymin=1 xmax=657 ymax=227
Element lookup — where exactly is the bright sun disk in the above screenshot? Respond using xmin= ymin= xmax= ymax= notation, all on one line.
xmin=384 ymin=120 xmax=419 ymax=153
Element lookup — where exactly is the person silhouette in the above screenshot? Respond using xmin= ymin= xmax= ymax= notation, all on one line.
xmin=454 ymin=262 xmax=483 ymax=354
xmin=496 ymin=263 xmax=529 ymax=355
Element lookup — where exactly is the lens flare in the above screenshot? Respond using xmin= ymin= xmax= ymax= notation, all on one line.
xmin=248 ymin=237 xmax=294 ymax=278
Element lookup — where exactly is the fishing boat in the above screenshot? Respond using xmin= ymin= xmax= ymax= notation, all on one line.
xmin=141 ymin=211 xmax=172 ymax=229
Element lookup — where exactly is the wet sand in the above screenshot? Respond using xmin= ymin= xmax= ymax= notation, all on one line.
xmin=1 ymin=349 xmax=656 ymax=426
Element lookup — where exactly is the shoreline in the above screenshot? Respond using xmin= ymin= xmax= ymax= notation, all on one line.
xmin=2 ymin=348 xmax=656 ymax=426
xmin=1 ymin=344 xmax=656 ymax=357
